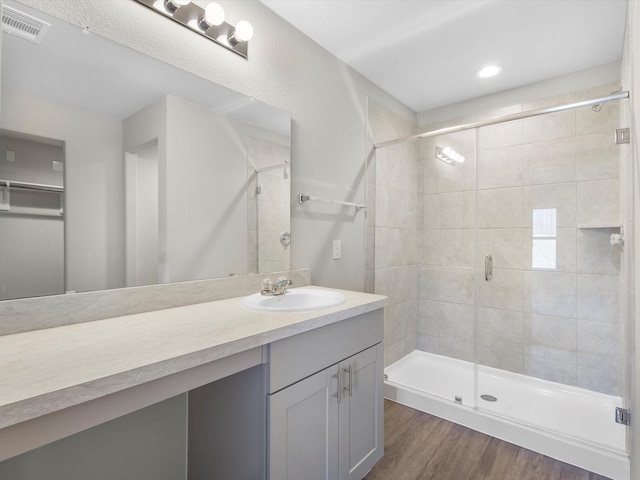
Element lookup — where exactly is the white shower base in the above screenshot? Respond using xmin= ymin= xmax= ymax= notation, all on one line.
xmin=384 ymin=350 xmax=629 ymax=480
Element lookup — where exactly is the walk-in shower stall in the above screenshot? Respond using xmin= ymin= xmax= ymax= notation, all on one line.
xmin=366 ymin=85 xmax=632 ymax=480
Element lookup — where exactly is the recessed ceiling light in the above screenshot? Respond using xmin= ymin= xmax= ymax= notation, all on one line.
xmin=476 ymin=65 xmax=503 ymax=79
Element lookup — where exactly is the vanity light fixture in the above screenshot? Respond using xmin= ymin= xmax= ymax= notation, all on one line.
xmin=436 ymin=146 xmax=465 ymax=165
xmin=135 ymin=0 xmax=253 ymax=58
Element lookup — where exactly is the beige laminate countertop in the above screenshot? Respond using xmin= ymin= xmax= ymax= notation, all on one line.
xmin=0 ymin=287 xmax=386 ymax=430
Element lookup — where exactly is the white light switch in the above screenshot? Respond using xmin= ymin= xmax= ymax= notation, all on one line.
xmin=6 ymin=151 xmax=15 ymax=162
xmin=333 ymin=240 xmax=341 ymax=260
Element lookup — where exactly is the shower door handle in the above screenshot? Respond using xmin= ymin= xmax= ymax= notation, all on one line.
xmin=485 ymin=255 xmax=493 ymax=281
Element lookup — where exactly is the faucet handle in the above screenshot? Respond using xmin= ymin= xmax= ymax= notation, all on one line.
xmin=272 ymin=276 xmax=292 ymax=295
xmin=261 ymin=278 xmax=273 ymax=295
xmin=276 ymin=276 xmax=293 ymax=286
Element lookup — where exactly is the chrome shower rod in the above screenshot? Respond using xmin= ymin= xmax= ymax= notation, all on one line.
xmin=374 ymin=91 xmax=630 ymax=149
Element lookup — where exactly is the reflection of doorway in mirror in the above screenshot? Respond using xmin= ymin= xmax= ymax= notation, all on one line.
xmin=125 ymin=142 xmax=159 ymax=287
xmin=532 ymin=208 xmax=557 ymax=270
xmin=0 ymin=131 xmax=65 ymax=300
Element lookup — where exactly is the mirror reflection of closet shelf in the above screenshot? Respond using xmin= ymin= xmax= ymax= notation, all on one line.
xmin=0 ymin=180 xmax=64 ymax=216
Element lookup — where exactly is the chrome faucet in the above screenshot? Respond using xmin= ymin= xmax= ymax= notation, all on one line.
xmin=261 ymin=276 xmax=292 ymax=296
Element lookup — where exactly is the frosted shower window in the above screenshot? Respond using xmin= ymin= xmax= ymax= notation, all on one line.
xmin=531 ymin=208 xmax=557 ymax=269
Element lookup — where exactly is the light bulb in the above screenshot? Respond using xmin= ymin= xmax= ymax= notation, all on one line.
xmin=165 ymin=0 xmax=190 ymax=12
xmin=234 ymin=20 xmax=254 ymax=42
xmin=202 ymin=3 xmax=225 ymax=27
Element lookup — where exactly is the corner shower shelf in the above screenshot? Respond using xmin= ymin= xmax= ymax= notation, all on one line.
xmin=577 ymin=224 xmax=624 ymax=246
xmin=577 ymin=224 xmax=621 ymax=229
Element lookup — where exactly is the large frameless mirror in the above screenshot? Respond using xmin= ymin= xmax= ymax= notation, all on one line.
xmin=0 ymin=0 xmax=291 ymax=301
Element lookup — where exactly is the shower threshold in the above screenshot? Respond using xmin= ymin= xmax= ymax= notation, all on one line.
xmin=384 ymin=350 xmax=629 ymax=480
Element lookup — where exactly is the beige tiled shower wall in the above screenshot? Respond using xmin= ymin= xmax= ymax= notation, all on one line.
xmin=366 ymin=99 xmax=418 ymax=367
xmin=417 ymin=83 xmax=624 ymax=395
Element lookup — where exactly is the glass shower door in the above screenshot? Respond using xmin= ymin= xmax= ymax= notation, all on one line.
xmin=474 ymin=100 xmax=628 ymax=455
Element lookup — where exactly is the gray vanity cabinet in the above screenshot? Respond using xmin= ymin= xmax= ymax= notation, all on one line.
xmin=267 ymin=309 xmax=384 ymax=480
xmin=339 ymin=345 xmax=384 ymax=479
xmin=268 ymin=362 xmax=340 ymax=479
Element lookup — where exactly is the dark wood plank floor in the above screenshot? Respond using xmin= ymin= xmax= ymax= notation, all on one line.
xmin=365 ymin=400 xmax=611 ymax=480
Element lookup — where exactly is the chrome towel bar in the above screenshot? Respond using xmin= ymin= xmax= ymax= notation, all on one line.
xmin=298 ymin=194 xmax=366 ymax=212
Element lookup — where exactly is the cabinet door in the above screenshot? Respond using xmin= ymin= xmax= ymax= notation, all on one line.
xmin=268 ymin=365 xmax=341 ymax=480
xmin=339 ymin=343 xmax=384 ymax=480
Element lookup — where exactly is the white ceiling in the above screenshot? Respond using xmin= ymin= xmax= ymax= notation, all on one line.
xmin=260 ymin=0 xmax=628 ymax=112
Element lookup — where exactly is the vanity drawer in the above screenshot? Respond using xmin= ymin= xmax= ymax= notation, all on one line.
xmin=266 ymin=309 xmax=383 ymax=394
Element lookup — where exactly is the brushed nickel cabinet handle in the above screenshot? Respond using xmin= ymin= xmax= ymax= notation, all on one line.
xmin=343 ymin=365 xmax=353 ymax=397
xmin=332 ymin=368 xmax=341 ymax=404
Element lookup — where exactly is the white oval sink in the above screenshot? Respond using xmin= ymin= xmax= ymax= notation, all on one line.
xmin=242 ymin=288 xmax=345 ymax=312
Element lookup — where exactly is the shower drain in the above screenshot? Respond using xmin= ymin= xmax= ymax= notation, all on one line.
xmin=480 ymin=394 xmax=498 ymax=402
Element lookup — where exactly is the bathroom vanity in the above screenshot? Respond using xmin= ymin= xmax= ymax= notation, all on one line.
xmin=0 ymin=285 xmax=385 ymax=480
xmin=267 ymin=308 xmax=384 ymax=480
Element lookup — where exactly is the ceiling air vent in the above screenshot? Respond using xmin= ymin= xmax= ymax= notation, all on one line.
xmin=1 ymin=5 xmax=50 ymax=44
